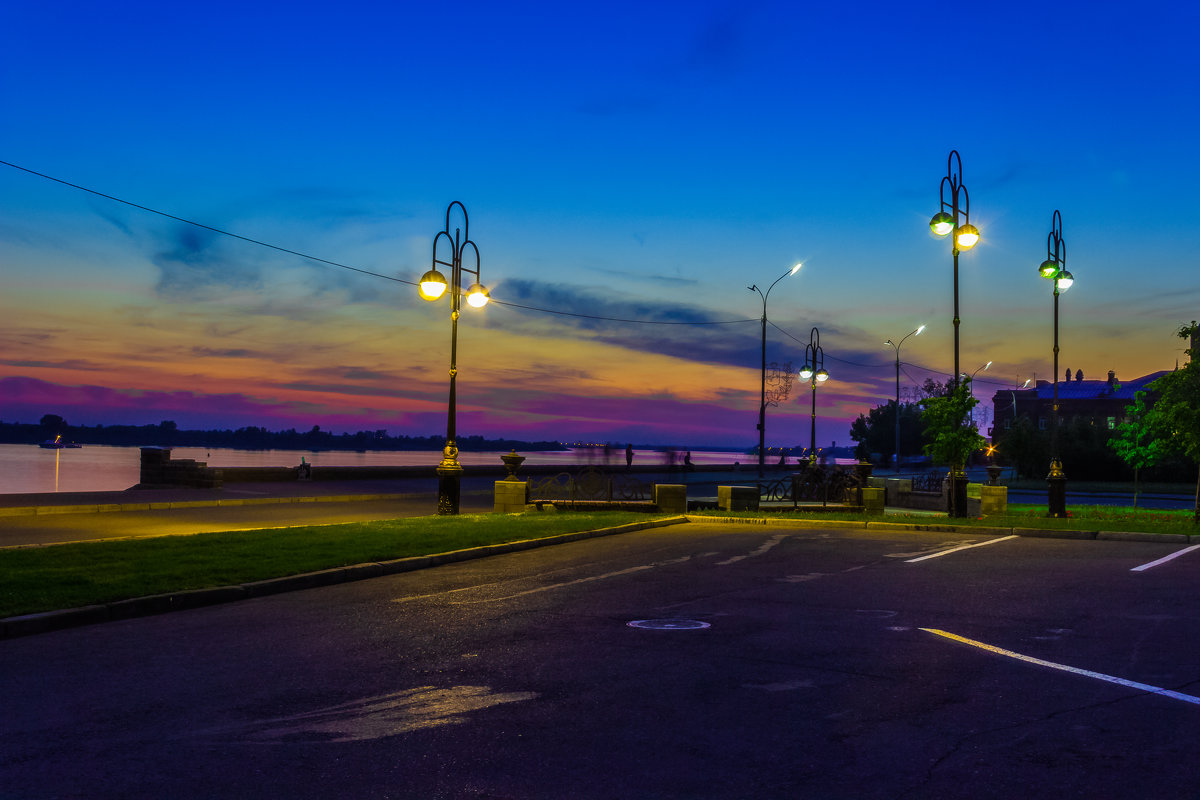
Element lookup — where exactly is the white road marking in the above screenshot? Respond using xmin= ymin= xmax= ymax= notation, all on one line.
xmin=454 ymin=556 xmax=694 ymax=603
xmin=1131 ymin=544 xmax=1200 ymax=572
xmin=905 ymin=535 xmax=1018 ymax=562
xmin=922 ymin=628 xmax=1200 ymax=706
xmin=716 ymin=533 xmax=786 ymax=565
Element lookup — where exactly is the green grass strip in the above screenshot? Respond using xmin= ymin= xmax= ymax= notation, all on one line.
xmin=690 ymin=504 xmax=1198 ymax=534
xmin=0 ymin=512 xmax=660 ymax=618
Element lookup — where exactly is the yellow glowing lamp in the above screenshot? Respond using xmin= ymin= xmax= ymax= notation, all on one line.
xmin=798 ymin=363 xmax=814 ymax=381
xmin=815 ymin=368 xmax=830 ymax=383
xmin=955 ymin=223 xmax=980 ymax=249
xmin=466 ymin=283 xmax=490 ymax=308
xmin=1055 ymin=270 xmax=1074 ymax=292
xmin=930 ymin=212 xmax=954 ymax=237
xmin=418 ymin=268 xmax=448 ymax=301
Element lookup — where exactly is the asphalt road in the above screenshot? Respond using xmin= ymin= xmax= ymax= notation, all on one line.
xmin=2 ymin=522 xmax=1199 ymax=799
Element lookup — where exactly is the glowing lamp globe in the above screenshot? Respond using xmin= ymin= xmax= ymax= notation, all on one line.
xmin=955 ymin=223 xmax=980 ymax=249
xmin=929 ymin=212 xmax=954 ymax=237
xmin=466 ymin=283 xmax=490 ymax=308
xmin=419 ymin=268 xmax=448 ymax=301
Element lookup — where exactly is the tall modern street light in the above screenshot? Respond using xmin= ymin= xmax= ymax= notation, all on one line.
xmin=748 ymin=262 xmax=802 ymax=477
xmin=418 ymin=201 xmax=490 ymax=515
xmin=1038 ymin=209 xmax=1074 ymax=518
xmin=964 ymin=360 xmax=992 ymax=385
xmin=798 ymin=327 xmax=829 ymax=464
xmin=884 ymin=324 xmax=924 ymax=471
xmin=930 ymin=150 xmax=979 ymax=516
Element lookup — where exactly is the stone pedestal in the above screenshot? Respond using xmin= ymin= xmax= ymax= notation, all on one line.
xmin=494 ymin=480 xmax=528 ymax=513
xmin=980 ymin=485 xmax=1008 ymax=516
xmin=718 ymin=485 xmax=759 ymax=511
xmin=861 ymin=487 xmax=885 ymax=515
xmin=654 ymin=484 xmax=687 ymax=514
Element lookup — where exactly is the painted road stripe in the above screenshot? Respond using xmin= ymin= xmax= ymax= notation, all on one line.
xmin=922 ymin=628 xmax=1200 ymax=706
xmin=1131 ymin=544 xmax=1200 ymax=572
xmin=905 ymin=535 xmax=1018 ymax=563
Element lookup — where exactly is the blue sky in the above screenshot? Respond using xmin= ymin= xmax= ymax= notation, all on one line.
xmin=2 ymin=1 xmax=1198 ymax=449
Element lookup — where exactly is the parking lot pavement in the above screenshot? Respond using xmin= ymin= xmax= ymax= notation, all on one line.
xmin=2 ymin=522 xmax=1198 ymax=799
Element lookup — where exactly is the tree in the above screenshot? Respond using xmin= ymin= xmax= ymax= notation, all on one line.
xmin=920 ymin=377 xmax=987 ymax=516
xmin=998 ymin=415 xmax=1049 ymax=479
xmin=849 ymin=402 xmax=924 ymax=464
xmin=1110 ymin=389 xmax=1169 ymax=508
xmin=920 ymin=378 xmax=987 ymax=467
xmin=40 ymin=414 xmax=67 ymax=434
xmin=1140 ymin=321 xmax=1200 ymax=521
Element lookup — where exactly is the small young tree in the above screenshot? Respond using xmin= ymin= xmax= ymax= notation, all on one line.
xmin=920 ymin=377 xmax=987 ymax=516
xmin=1109 ymin=389 xmax=1168 ymax=509
xmin=1142 ymin=322 xmax=1200 ymax=522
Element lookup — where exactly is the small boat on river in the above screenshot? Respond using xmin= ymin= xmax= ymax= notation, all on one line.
xmin=38 ymin=435 xmax=82 ymax=449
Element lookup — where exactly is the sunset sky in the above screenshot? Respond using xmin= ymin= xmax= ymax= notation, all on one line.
xmin=2 ymin=1 xmax=1198 ymax=450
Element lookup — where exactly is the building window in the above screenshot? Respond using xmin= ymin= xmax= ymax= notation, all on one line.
xmin=1004 ymin=419 xmax=1011 ymax=430
xmin=1107 ymin=416 xmax=1116 ymax=430
xmin=1039 ymin=417 xmax=1047 ymax=430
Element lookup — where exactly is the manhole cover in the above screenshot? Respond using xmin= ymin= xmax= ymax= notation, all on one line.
xmin=627 ymin=619 xmax=711 ymax=630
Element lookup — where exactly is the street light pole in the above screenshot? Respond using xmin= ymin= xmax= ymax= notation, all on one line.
xmin=798 ymin=327 xmax=829 ymax=464
xmin=418 ymin=201 xmax=490 ymax=515
xmin=748 ymin=263 xmax=802 ymax=478
xmin=1038 ymin=209 xmax=1074 ymax=518
xmin=885 ymin=324 xmax=924 ymax=471
xmin=930 ymin=150 xmax=980 ymax=517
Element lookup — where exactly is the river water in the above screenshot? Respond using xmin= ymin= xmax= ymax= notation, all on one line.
xmin=0 ymin=444 xmax=744 ymax=494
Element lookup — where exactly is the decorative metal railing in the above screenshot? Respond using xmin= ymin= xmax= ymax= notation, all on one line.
xmin=910 ymin=470 xmax=947 ymax=493
xmin=527 ymin=467 xmax=653 ymax=503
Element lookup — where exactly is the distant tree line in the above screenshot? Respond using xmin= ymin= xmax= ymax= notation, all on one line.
xmin=0 ymin=415 xmax=564 ymax=452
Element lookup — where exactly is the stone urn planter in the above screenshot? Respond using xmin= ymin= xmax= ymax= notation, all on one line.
xmin=501 ymin=450 xmax=526 ymax=479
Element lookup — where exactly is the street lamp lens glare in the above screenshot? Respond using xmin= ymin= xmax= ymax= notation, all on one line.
xmin=815 ymin=368 xmax=829 ymax=383
xmin=419 ymin=269 xmax=448 ymax=301
xmin=799 ymin=364 xmax=814 ymax=381
xmin=955 ymin=223 xmax=980 ymax=249
xmin=466 ymin=283 xmax=490 ymax=308
xmin=790 ymin=262 xmax=803 ymax=275
xmin=1039 ymin=259 xmax=1060 ymax=279
xmin=915 ymin=324 xmax=926 ymax=335
xmin=930 ymin=212 xmax=954 ymax=237
xmin=1056 ymin=270 xmax=1074 ymax=291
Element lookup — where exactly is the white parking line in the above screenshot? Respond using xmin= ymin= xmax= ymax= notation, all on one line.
xmin=922 ymin=628 xmax=1200 ymax=706
xmin=1131 ymin=544 xmax=1200 ymax=572
xmin=905 ymin=535 xmax=1018 ymax=563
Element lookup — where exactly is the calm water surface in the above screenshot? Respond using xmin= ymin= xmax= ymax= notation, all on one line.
xmin=0 ymin=444 xmax=742 ymax=494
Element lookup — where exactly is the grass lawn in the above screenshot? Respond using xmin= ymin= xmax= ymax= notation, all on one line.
xmin=691 ymin=503 xmax=1199 ymax=534
xmin=0 ymin=512 xmax=664 ymax=619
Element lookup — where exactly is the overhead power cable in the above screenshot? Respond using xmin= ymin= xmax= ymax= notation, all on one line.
xmin=1 ymin=159 xmax=757 ymax=328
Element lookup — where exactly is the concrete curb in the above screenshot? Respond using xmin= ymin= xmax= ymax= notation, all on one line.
xmin=0 ymin=515 xmax=689 ymax=640
xmin=684 ymin=514 xmax=1200 ymax=543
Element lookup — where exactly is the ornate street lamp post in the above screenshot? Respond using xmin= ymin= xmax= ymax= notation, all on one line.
xmin=417 ymin=201 xmax=490 ymax=515
xmin=748 ymin=263 xmax=802 ymax=478
xmin=930 ymin=150 xmax=980 ymax=517
xmin=885 ymin=324 xmax=924 ymax=471
xmin=798 ymin=327 xmax=829 ymax=464
xmin=1038 ymin=209 xmax=1074 ymax=518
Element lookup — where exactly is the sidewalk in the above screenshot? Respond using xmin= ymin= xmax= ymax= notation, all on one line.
xmin=0 ymin=478 xmax=453 ymax=517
